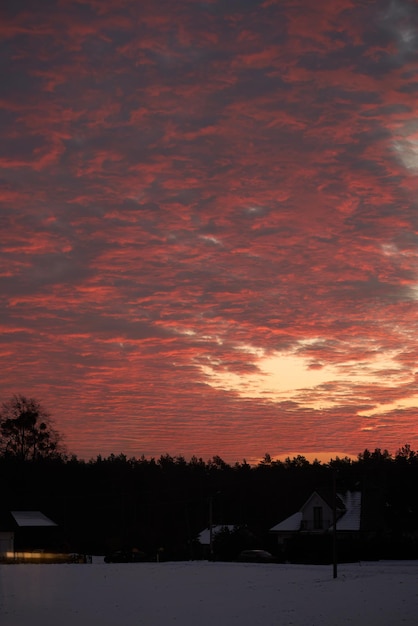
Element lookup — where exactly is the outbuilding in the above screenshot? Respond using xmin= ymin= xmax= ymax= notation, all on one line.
xmin=0 ymin=510 xmax=58 ymax=557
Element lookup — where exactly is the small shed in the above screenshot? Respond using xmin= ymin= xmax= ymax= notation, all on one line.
xmin=0 ymin=510 xmax=58 ymax=556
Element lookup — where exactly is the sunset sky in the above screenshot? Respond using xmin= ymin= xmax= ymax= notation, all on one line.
xmin=2 ymin=0 xmax=418 ymax=463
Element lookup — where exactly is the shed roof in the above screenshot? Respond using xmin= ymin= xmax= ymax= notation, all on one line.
xmin=11 ymin=511 xmax=57 ymax=527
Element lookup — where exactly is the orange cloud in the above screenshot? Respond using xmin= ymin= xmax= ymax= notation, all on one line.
xmin=1 ymin=0 xmax=418 ymax=462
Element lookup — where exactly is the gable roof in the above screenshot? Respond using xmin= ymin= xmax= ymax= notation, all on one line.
xmin=301 ymin=490 xmax=345 ymax=512
xmin=300 ymin=491 xmax=332 ymax=512
xmin=270 ymin=491 xmax=362 ymax=533
xmin=332 ymin=491 xmax=361 ymax=531
xmin=270 ymin=512 xmax=302 ymax=532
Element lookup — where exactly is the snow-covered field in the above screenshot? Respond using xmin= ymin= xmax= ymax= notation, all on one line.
xmin=1 ymin=560 xmax=418 ymax=626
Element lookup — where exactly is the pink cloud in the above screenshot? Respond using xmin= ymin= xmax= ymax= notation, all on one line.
xmin=1 ymin=0 xmax=417 ymax=461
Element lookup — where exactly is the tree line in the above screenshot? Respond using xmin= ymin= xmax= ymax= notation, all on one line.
xmin=1 ymin=394 xmax=418 ymax=560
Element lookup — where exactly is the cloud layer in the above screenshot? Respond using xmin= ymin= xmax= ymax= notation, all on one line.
xmin=1 ymin=0 xmax=418 ymax=461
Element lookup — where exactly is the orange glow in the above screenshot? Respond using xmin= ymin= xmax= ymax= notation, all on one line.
xmin=1 ymin=0 xmax=418 ymax=462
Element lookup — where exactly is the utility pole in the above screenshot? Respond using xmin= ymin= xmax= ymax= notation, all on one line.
xmin=332 ymin=468 xmax=338 ymax=579
xmin=209 ymin=492 xmax=221 ymax=560
xmin=209 ymin=495 xmax=214 ymax=561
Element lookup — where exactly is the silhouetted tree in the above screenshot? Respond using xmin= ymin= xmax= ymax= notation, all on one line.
xmin=213 ymin=525 xmax=258 ymax=560
xmin=395 ymin=444 xmax=416 ymax=463
xmin=0 ymin=394 xmax=64 ymax=461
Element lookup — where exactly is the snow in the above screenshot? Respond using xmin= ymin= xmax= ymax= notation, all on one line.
xmin=198 ymin=525 xmax=235 ymax=544
xmin=270 ymin=491 xmax=362 ymax=534
xmin=270 ymin=511 xmax=302 ymax=532
xmin=1 ymin=560 xmax=418 ymax=626
xmin=10 ymin=511 xmax=57 ymax=527
xmin=335 ymin=491 xmax=362 ymax=531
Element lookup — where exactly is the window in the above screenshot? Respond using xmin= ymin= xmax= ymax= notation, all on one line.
xmin=313 ymin=506 xmax=323 ymax=529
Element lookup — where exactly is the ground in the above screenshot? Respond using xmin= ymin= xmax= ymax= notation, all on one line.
xmin=1 ymin=560 xmax=418 ymax=625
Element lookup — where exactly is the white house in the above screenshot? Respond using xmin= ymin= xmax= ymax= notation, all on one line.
xmin=270 ymin=491 xmax=362 ymax=544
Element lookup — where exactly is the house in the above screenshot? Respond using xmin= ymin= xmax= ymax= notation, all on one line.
xmin=198 ymin=524 xmax=261 ymax=560
xmin=196 ymin=525 xmax=235 ymax=559
xmin=0 ymin=510 xmax=58 ymax=558
xmin=270 ymin=491 xmax=362 ymax=562
xmin=197 ymin=525 xmax=236 ymax=547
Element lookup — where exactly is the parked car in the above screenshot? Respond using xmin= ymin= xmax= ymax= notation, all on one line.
xmin=238 ymin=549 xmax=275 ymax=563
xmin=104 ymin=549 xmax=146 ymax=563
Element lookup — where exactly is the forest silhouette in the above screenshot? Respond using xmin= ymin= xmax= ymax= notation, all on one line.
xmin=1 ymin=394 xmax=418 ymax=561
xmin=1 ymin=445 xmax=418 ymax=561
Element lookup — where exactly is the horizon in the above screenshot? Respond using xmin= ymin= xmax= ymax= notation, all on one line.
xmin=2 ymin=0 xmax=418 ymax=461
xmin=56 ymin=445 xmax=403 ymax=466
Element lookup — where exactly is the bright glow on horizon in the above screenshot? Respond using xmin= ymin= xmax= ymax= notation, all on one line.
xmin=200 ymin=341 xmax=412 ymax=413
xmin=2 ymin=0 xmax=418 ymax=461
xmin=275 ymin=450 xmax=357 ymax=463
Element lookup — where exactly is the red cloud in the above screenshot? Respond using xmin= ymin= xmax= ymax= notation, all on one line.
xmin=1 ymin=0 xmax=417 ymax=461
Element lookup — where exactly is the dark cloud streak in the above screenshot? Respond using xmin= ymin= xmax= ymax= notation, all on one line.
xmin=1 ymin=0 xmax=418 ymax=462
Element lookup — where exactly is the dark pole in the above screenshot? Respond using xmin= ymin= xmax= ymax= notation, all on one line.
xmin=209 ymin=495 xmax=214 ymax=560
xmin=332 ymin=468 xmax=337 ymax=579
